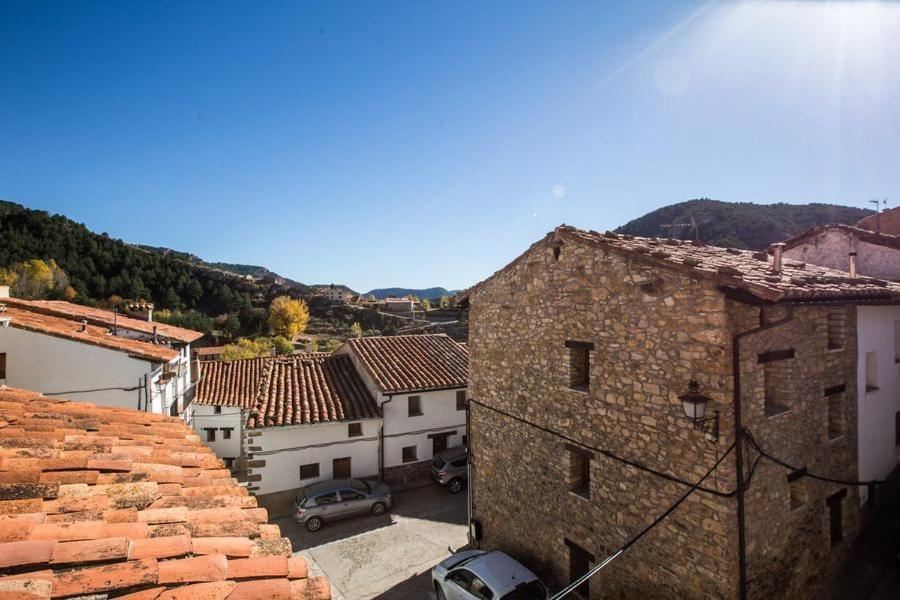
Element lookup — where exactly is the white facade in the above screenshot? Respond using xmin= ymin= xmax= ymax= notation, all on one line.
xmin=856 ymin=305 xmax=900 ymax=505
xmin=381 ymin=388 xmax=467 ymax=469
xmin=783 ymin=227 xmax=900 ymax=281
xmin=252 ymin=418 xmax=382 ymax=495
xmin=192 ymin=404 xmax=243 ymax=463
xmin=0 ymin=325 xmax=194 ymax=418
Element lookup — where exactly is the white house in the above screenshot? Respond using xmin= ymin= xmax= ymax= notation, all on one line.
xmin=781 ymin=224 xmax=900 ymax=281
xmin=0 ymin=289 xmax=202 ymax=418
xmin=337 ymin=333 xmax=469 ymax=486
xmin=194 ymin=353 xmax=382 ymax=511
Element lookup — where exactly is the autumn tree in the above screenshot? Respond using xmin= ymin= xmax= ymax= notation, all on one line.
xmin=266 ymin=295 xmax=309 ymax=339
xmin=350 ymin=321 xmax=363 ymax=339
xmin=0 ymin=259 xmax=69 ymax=298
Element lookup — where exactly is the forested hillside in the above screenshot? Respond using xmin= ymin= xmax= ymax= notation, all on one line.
xmin=367 ymin=287 xmax=458 ymax=300
xmin=616 ymin=199 xmax=872 ymax=249
xmin=0 ymin=200 xmax=294 ymax=337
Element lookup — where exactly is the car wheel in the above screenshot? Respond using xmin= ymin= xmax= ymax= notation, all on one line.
xmin=434 ymin=583 xmax=447 ymax=600
xmin=371 ymin=501 xmax=387 ymax=516
xmin=305 ymin=516 xmax=323 ymax=532
xmin=448 ymin=478 xmax=463 ymax=494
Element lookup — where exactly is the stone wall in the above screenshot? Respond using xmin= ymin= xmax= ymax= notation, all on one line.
xmin=468 ymin=234 xmax=859 ymax=599
xmin=469 ymin=235 xmax=739 ymax=599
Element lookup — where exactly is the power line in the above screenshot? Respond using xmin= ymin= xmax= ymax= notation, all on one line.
xmin=468 ymin=398 xmax=737 ymax=498
xmin=43 ymin=385 xmax=141 ymax=396
xmin=551 ymin=438 xmax=737 ymax=599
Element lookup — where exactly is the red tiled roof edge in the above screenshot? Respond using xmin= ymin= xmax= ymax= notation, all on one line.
xmin=346 ymin=334 xmax=469 ymax=394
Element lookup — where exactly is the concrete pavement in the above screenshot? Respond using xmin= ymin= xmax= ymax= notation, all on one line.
xmin=276 ymin=482 xmax=468 ymax=600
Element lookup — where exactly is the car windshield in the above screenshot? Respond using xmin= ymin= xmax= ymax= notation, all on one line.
xmin=350 ymin=479 xmax=372 ymax=493
xmin=501 ymin=580 xmax=547 ymax=600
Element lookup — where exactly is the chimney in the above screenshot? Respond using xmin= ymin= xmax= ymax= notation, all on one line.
xmin=0 ymin=286 xmax=9 ymax=299
xmin=152 ymin=325 xmax=158 ymax=343
xmin=80 ymin=319 xmax=87 ymax=332
xmin=772 ymin=243 xmax=785 ymax=274
xmin=849 ymin=252 xmax=857 ymax=278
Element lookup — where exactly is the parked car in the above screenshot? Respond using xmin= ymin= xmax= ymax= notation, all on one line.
xmin=431 ymin=445 xmax=468 ymax=493
xmin=432 ymin=550 xmax=549 ymax=600
xmin=293 ymin=478 xmax=392 ymax=532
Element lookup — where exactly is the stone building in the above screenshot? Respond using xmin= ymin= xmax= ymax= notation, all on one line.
xmin=780 ymin=224 xmax=900 ymax=282
xmin=856 ymin=205 xmax=900 ymax=236
xmin=463 ymin=225 xmax=900 ymax=600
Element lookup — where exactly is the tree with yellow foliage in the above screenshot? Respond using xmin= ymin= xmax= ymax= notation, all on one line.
xmin=0 ymin=259 xmax=69 ymax=299
xmin=266 ymin=296 xmax=309 ymax=339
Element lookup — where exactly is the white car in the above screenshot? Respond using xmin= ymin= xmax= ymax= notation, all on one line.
xmin=432 ymin=550 xmax=549 ymax=600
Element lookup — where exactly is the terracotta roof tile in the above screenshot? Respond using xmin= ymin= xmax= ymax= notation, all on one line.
xmin=345 ymin=334 xmax=469 ymax=393
xmin=0 ymin=305 xmax=179 ymax=363
xmin=196 ymin=355 xmax=380 ymax=429
xmin=0 ymin=386 xmax=331 ymax=600
xmin=780 ymin=223 xmax=900 ymax=252
xmin=0 ymin=298 xmax=203 ymax=344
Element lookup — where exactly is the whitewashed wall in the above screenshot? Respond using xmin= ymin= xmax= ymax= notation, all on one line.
xmin=192 ymin=404 xmax=243 ymax=460
xmin=783 ymin=228 xmax=900 ymax=280
xmin=252 ymin=418 xmax=382 ymax=495
xmin=0 ymin=325 xmax=151 ymax=410
xmin=857 ymin=305 xmax=900 ymax=505
xmin=382 ymin=388 xmax=467 ymax=468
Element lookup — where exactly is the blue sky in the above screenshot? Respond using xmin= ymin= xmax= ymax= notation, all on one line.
xmin=2 ymin=1 xmax=899 ymax=292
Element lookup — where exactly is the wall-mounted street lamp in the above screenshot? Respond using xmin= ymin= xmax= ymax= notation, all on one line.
xmin=679 ymin=380 xmax=719 ymax=443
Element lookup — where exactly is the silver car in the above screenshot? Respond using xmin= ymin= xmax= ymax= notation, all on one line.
xmin=293 ymin=478 xmax=393 ymax=532
xmin=431 ymin=445 xmax=468 ymax=494
xmin=432 ymin=550 xmax=549 ymax=600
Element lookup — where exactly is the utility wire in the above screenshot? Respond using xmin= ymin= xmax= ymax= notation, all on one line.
xmin=43 ymin=385 xmax=142 ymax=396
xmin=551 ymin=438 xmax=738 ymax=599
xmin=468 ymin=398 xmax=737 ymax=498
xmin=743 ymin=429 xmax=900 ymax=486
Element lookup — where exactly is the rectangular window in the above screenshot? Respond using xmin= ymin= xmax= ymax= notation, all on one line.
xmin=827 ymin=489 xmax=847 ymax=546
xmin=408 ymin=396 xmax=422 ymax=417
xmin=565 ymin=539 xmax=593 ymax=599
xmin=299 ymin=463 xmax=320 ymax=480
xmin=221 ymin=428 xmax=233 ymax=440
xmin=204 ymin=428 xmax=216 ymax=442
xmin=760 ymin=350 xmax=794 ymax=417
xmin=214 ymin=406 xmax=222 ymax=415
xmin=0 ymin=352 xmax=6 ymax=379
xmin=788 ymin=469 xmax=807 ymax=511
xmin=402 ymin=446 xmax=418 ymax=463
xmin=566 ymin=341 xmax=594 ymax=391
xmin=566 ymin=445 xmax=591 ymax=499
xmin=224 ymin=458 xmax=234 ymax=469
xmin=456 ymin=390 xmax=467 ymax=411
xmin=827 ymin=310 xmax=847 ymax=350
xmin=462 ymin=435 xmax=468 ymax=446
xmin=824 ymin=385 xmax=846 ymax=440
xmin=895 ymin=322 xmax=900 ymax=363
xmin=865 ymin=351 xmax=879 ymax=392
xmin=348 ymin=422 xmax=363 ymax=438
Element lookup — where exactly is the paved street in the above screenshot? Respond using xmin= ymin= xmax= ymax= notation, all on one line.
xmin=276 ymin=483 xmax=468 ymax=600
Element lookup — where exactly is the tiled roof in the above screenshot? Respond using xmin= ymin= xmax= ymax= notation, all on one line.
xmin=195 ymin=346 xmax=227 ymax=357
xmin=780 ymin=224 xmax=900 ymax=252
xmin=0 ymin=386 xmax=330 ymax=600
xmin=0 ymin=305 xmax=179 ymax=363
xmin=857 ymin=206 xmax=900 ymax=235
xmin=195 ymin=356 xmax=380 ymax=429
xmin=464 ymin=225 xmax=900 ymax=304
xmin=558 ymin=226 xmax=900 ymax=302
xmin=345 ymin=334 xmax=469 ymax=394
xmin=0 ymin=299 xmax=203 ymax=344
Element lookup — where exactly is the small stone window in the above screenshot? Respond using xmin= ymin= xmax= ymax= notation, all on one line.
xmin=456 ymin=390 xmax=467 ymax=411
xmin=566 ymin=341 xmax=594 ymax=391
xmin=865 ymin=352 xmax=879 ymax=392
xmin=214 ymin=406 xmax=222 ymax=415
xmin=566 ymin=444 xmax=591 ymax=499
xmin=759 ymin=349 xmax=794 ymax=417
xmin=204 ymin=428 xmax=216 ymax=442
xmin=788 ymin=469 xmax=807 ymax=511
xmin=827 ymin=310 xmax=847 ymax=351
xmin=299 ymin=463 xmax=320 ymax=480
xmin=0 ymin=353 xmax=6 ymax=379
xmin=408 ymin=396 xmax=422 ymax=417
xmin=221 ymin=427 xmax=233 ymax=440
xmin=827 ymin=489 xmax=847 ymax=546
xmin=824 ymin=385 xmax=846 ymax=440
xmin=348 ymin=422 xmax=363 ymax=438
xmin=402 ymin=446 xmax=418 ymax=463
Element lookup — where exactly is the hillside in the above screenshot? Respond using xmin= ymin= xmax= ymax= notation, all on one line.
xmin=615 ymin=199 xmax=872 ymax=250
xmin=138 ymin=245 xmax=307 ymax=288
xmin=367 ymin=287 xmax=458 ymax=300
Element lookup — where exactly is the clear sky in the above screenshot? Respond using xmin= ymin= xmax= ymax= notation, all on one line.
xmin=2 ymin=1 xmax=899 ymax=292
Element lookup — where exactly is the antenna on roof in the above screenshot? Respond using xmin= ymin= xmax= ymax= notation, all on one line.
xmin=661 ymin=214 xmax=701 ymax=242
xmin=869 ymin=198 xmax=887 ymax=213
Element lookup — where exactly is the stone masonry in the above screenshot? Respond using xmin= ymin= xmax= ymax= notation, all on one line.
xmin=466 ymin=227 xmax=863 ymax=600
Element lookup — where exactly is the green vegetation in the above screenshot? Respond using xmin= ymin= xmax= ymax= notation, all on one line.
xmin=266 ymin=295 xmax=310 ymax=338
xmin=615 ymin=199 xmax=872 ymax=250
xmin=220 ymin=336 xmax=294 ymax=361
xmin=0 ymin=258 xmax=72 ymax=299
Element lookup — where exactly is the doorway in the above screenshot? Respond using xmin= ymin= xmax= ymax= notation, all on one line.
xmin=333 ymin=457 xmax=351 ymax=479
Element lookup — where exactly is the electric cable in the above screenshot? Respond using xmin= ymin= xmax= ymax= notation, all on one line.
xmin=42 ymin=385 xmax=142 ymax=396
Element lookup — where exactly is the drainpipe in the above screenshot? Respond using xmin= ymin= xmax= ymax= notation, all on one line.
xmin=378 ymin=394 xmax=395 ymax=481
xmin=466 ymin=395 xmax=475 ymax=548
xmin=731 ymin=304 xmax=794 ymax=600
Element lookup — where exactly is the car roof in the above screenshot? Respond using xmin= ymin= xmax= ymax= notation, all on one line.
xmin=302 ymin=478 xmax=359 ymax=495
xmin=439 ymin=445 xmax=467 ymax=460
xmin=463 ymin=551 xmax=539 ymax=595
